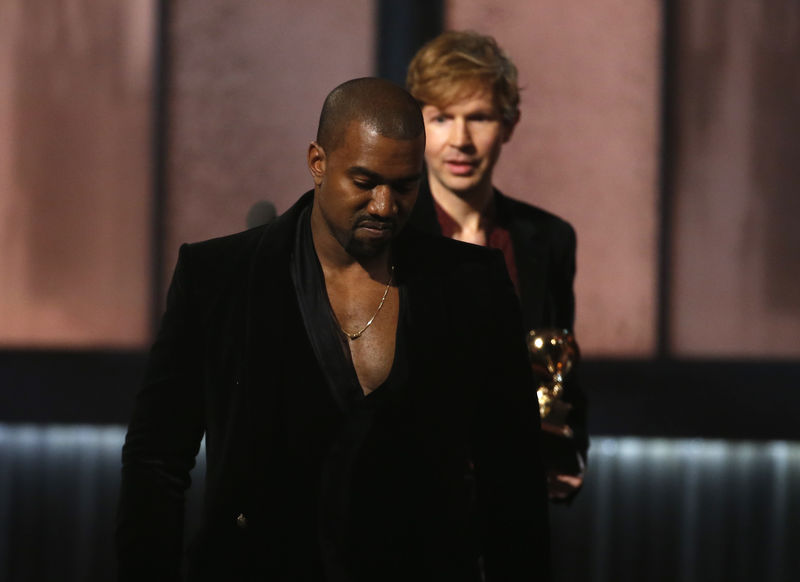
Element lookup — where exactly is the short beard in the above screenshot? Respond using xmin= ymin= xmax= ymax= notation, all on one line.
xmin=342 ymin=215 xmax=397 ymax=258
xmin=344 ymin=235 xmax=391 ymax=259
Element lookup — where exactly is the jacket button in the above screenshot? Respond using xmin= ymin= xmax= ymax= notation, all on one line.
xmin=236 ymin=513 xmax=248 ymax=529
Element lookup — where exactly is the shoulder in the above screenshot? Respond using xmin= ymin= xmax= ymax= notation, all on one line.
xmin=183 ymin=225 xmax=266 ymax=262
xmin=496 ymin=191 xmax=576 ymax=242
xmin=176 ymin=191 xmax=309 ymax=284
xmin=179 ymin=189 xmax=310 ymax=266
xmin=178 ymin=226 xmax=265 ymax=277
xmin=400 ymin=225 xmax=501 ymax=260
xmin=397 ymin=226 xmax=508 ymax=284
xmin=169 ymin=224 xmax=281 ymax=307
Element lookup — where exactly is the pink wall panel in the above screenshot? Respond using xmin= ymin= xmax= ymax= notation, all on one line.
xmin=0 ymin=1 xmax=154 ymax=348
xmin=670 ymin=0 xmax=800 ymax=358
xmin=165 ymin=0 xmax=374 ymax=277
xmin=447 ymin=1 xmax=662 ymax=356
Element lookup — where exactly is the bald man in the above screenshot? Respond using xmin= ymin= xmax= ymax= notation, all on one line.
xmin=117 ymin=78 xmax=549 ymax=582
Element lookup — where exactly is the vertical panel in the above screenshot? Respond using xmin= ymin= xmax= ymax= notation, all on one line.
xmin=550 ymin=437 xmax=800 ymax=582
xmin=377 ymin=0 xmax=444 ymax=84
xmin=446 ymin=1 xmax=662 ymax=357
xmin=0 ymin=1 xmax=155 ymax=348
xmin=0 ymin=424 xmax=206 ymax=581
xmin=670 ymin=0 xmax=800 ymax=357
xmin=165 ymin=0 xmax=374 ymax=272
xmin=2 ymin=429 xmax=796 ymax=581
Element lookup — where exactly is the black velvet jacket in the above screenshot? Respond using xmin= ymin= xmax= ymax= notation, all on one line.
xmin=409 ymin=181 xmax=589 ymax=466
xmin=117 ymin=191 xmax=550 ymax=581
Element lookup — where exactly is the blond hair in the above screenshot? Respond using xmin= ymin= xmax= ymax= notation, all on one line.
xmin=406 ymin=30 xmax=520 ymax=124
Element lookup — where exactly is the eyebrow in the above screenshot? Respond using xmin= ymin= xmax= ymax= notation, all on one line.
xmin=424 ymin=105 xmax=498 ymax=117
xmin=347 ymin=166 xmax=423 ymax=184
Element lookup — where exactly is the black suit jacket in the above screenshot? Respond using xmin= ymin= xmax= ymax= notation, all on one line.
xmin=409 ymin=182 xmax=588 ymax=466
xmin=117 ymin=191 xmax=550 ymax=581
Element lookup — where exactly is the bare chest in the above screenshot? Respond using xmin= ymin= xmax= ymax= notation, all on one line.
xmin=328 ymin=286 xmax=399 ymax=395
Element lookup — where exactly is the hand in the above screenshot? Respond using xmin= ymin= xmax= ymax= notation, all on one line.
xmin=547 ymin=471 xmax=583 ymax=501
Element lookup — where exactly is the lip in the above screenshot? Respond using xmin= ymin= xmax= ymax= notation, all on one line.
xmin=444 ymin=159 xmax=477 ymax=176
xmin=356 ymin=221 xmax=394 ymax=239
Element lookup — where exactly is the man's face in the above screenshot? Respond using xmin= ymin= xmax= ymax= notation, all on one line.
xmin=309 ymin=121 xmax=424 ymax=259
xmin=421 ymin=87 xmax=516 ymax=198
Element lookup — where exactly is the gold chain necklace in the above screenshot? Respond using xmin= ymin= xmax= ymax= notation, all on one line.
xmin=340 ymin=266 xmax=394 ymax=340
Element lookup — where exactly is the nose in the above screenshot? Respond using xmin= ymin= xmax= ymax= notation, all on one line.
xmin=368 ymin=185 xmax=398 ymax=218
xmin=449 ymin=117 xmax=472 ymax=148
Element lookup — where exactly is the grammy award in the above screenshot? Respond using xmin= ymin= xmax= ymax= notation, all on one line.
xmin=527 ymin=328 xmax=580 ymax=473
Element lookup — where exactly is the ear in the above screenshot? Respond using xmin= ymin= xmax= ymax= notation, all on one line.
xmin=502 ymin=110 xmax=520 ymax=144
xmin=307 ymin=141 xmax=326 ymax=186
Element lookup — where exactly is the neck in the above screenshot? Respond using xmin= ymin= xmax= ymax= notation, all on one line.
xmin=427 ymin=173 xmax=495 ymax=234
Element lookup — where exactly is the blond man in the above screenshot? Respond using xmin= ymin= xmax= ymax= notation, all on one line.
xmin=407 ymin=30 xmax=587 ymax=501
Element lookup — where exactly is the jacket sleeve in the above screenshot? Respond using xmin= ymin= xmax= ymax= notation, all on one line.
xmin=116 ymin=244 xmax=206 ymax=581
xmin=549 ymin=220 xmax=576 ymax=332
xmin=473 ymin=252 xmax=551 ymax=581
xmin=552 ymin=223 xmax=589 ymax=467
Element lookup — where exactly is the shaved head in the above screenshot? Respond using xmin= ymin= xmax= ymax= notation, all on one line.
xmin=316 ymin=77 xmax=424 ymax=153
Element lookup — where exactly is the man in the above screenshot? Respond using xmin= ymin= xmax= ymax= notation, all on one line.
xmin=406 ymin=31 xmax=588 ymax=500
xmin=117 ymin=78 xmax=549 ymax=581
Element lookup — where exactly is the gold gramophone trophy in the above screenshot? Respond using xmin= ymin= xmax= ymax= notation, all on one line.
xmin=527 ymin=328 xmax=579 ymax=442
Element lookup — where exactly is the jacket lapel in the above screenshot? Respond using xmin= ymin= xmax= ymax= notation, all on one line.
xmin=242 ymin=192 xmax=323 ymax=445
xmin=498 ymin=193 xmax=550 ymax=331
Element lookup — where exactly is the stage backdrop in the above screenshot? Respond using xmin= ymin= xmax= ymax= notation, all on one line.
xmin=164 ymin=0 xmax=375 ymax=283
xmin=1 ymin=0 xmax=798 ymax=361
xmin=0 ymin=1 xmax=154 ymax=348
xmin=669 ymin=0 xmax=800 ymax=358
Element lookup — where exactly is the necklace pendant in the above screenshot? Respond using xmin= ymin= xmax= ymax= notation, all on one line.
xmin=347 ymin=331 xmax=362 ymax=341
